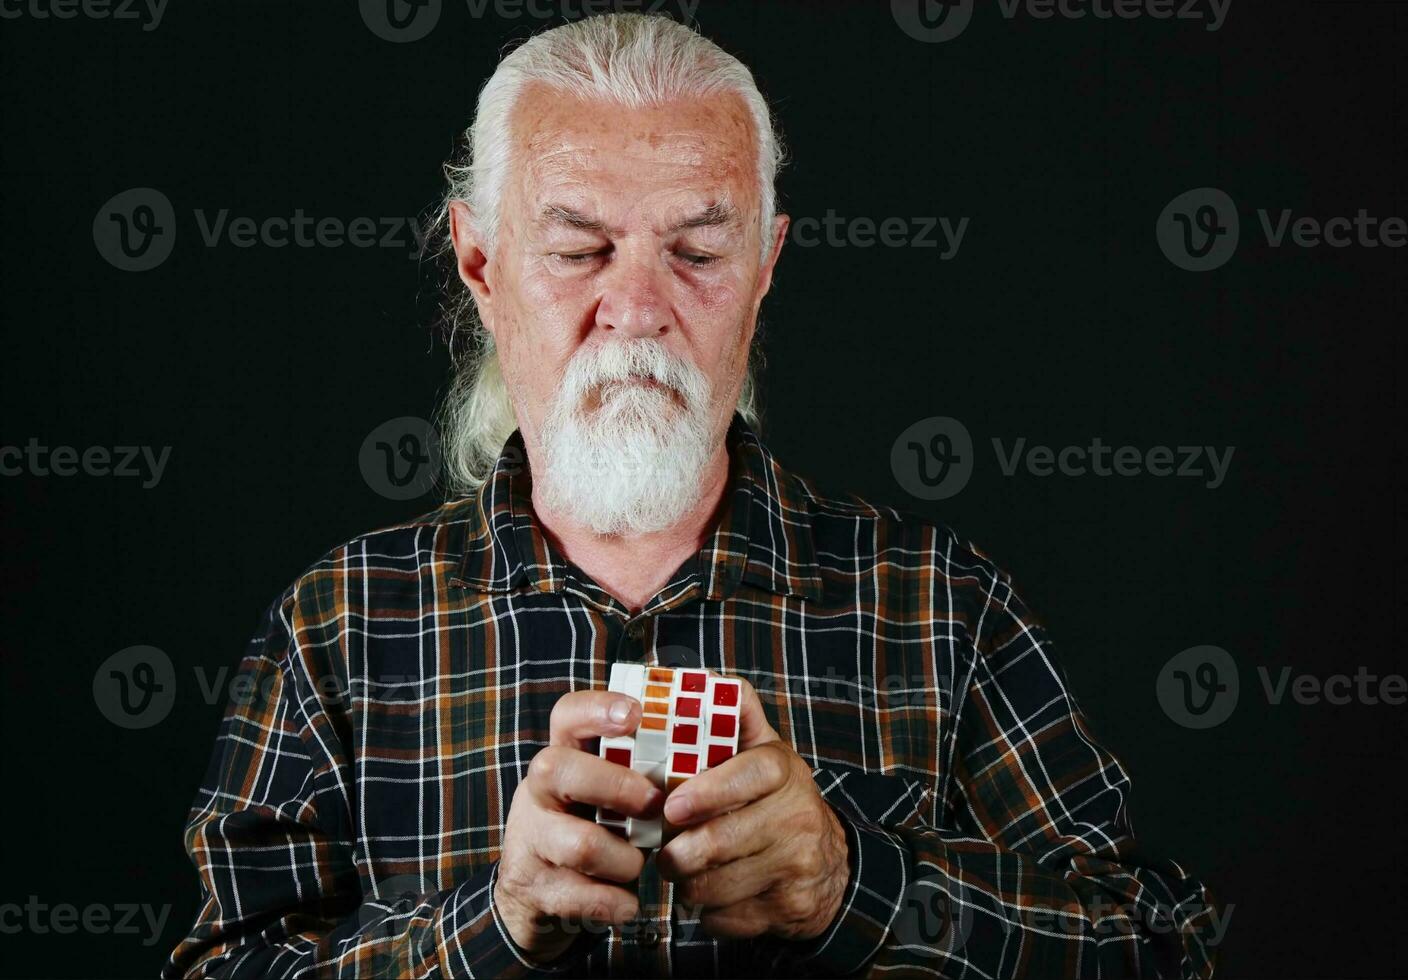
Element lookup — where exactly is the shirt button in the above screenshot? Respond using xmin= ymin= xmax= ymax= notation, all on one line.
xmin=626 ymin=620 xmax=646 ymax=641
xmin=638 ymin=924 xmax=661 ymax=946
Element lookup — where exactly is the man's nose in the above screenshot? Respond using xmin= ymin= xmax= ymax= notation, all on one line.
xmin=595 ymin=250 xmax=676 ymax=339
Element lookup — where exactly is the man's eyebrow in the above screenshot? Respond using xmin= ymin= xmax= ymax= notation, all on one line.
xmin=668 ymin=202 xmax=738 ymax=233
xmin=535 ymin=201 xmax=740 ymax=235
xmin=538 ymin=205 xmax=613 ymax=234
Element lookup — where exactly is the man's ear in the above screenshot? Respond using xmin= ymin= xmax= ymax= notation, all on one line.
xmin=449 ymin=200 xmax=493 ymax=328
xmin=755 ymin=212 xmax=790 ymax=303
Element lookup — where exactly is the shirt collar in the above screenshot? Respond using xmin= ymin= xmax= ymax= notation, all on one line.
xmin=451 ymin=412 xmax=825 ymax=606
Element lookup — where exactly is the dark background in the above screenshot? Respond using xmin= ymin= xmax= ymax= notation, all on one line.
xmin=1 ymin=0 xmax=1403 ymax=976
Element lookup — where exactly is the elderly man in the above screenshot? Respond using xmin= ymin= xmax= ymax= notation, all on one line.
xmin=165 ymin=12 xmax=1219 ymax=979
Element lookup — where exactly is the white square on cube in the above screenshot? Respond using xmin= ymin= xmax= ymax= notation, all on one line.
xmin=608 ymin=662 xmax=645 ymax=700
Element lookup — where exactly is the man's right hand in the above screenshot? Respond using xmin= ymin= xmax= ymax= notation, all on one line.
xmin=493 ymin=690 xmax=663 ymax=962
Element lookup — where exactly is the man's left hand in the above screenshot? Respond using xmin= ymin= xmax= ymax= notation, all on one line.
xmin=656 ymin=678 xmax=850 ymax=941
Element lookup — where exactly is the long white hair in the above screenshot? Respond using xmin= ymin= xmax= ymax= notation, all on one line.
xmin=425 ymin=12 xmax=786 ymax=496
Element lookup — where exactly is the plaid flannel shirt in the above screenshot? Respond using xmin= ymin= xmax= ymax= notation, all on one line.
xmin=164 ymin=413 xmax=1220 ymax=978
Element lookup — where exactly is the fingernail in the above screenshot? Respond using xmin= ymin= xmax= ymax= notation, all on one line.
xmin=609 ymin=700 xmax=632 ymax=724
xmin=664 ymin=794 xmax=691 ymax=823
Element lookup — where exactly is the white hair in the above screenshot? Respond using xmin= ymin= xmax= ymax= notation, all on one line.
xmin=427 ymin=12 xmax=785 ymax=496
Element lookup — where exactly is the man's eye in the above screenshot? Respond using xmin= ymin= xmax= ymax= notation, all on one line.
xmin=551 ymin=250 xmax=606 ymax=265
xmin=676 ymin=251 xmax=720 ymax=267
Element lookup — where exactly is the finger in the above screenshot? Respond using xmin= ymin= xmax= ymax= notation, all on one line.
xmin=527 ymin=746 xmax=665 ymax=816
xmin=531 ymin=811 xmax=647 ymax=883
xmin=532 ymin=864 xmax=641 ymax=930
xmin=734 ymin=675 xmax=781 ymax=750
xmin=662 ymin=742 xmax=792 ymax=826
xmin=658 ymin=801 xmax=770 ymax=879
xmin=549 ymin=690 xmax=642 ymax=749
xmin=670 ymin=851 xmax=780 ymax=911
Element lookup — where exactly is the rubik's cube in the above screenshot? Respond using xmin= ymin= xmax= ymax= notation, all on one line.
xmin=596 ymin=663 xmax=742 ymax=847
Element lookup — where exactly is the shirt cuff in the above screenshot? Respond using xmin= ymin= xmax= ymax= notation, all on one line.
xmin=776 ymin=805 xmax=910 ymax=976
xmin=438 ymin=862 xmax=599 ymax=977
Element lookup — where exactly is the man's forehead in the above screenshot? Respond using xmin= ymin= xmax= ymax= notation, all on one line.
xmin=508 ymin=85 xmax=757 ymax=218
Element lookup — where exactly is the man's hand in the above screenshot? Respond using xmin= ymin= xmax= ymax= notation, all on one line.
xmin=656 ymin=679 xmax=850 ymax=941
xmin=494 ymin=691 xmax=666 ymax=962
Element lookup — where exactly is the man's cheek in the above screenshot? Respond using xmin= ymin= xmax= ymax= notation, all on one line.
xmin=685 ymin=277 xmax=745 ymax=316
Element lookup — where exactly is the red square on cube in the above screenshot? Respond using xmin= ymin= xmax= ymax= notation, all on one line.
xmin=605 ymin=747 xmax=631 ymax=767
xmin=671 ymin=723 xmax=698 ymax=745
xmin=710 ymin=713 xmax=736 ymax=739
xmin=676 ymin=697 xmax=701 ymax=718
xmin=681 ymin=672 xmax=706 ymax=692
xmin=713 ymin=682 xmax=739 ymax=707
xmin=671 ymin=752 xmax=698 ymax=775
xmin=707 ymin=744 xmax=734 ymax=768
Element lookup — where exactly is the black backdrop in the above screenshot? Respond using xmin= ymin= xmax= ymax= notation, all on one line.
xmin=2 ymin=1 xmax=1404 ymax=977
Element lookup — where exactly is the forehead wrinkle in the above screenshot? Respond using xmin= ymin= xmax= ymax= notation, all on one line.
xmin=509 ymin=87 xmax=761 ymax=240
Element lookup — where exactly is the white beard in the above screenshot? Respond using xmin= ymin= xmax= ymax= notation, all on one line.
xmin=534 ymin=338 xmax=717 ymax=536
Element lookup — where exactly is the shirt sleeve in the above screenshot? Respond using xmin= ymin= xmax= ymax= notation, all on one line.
xmin=161 ymin=585 xmax=587 ymax=979
xmin=779 ymin=568 xmax=1223 ymax=978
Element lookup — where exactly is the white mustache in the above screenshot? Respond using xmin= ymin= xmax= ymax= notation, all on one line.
xmin=560 ymin=339 xmax=708 ymax=412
